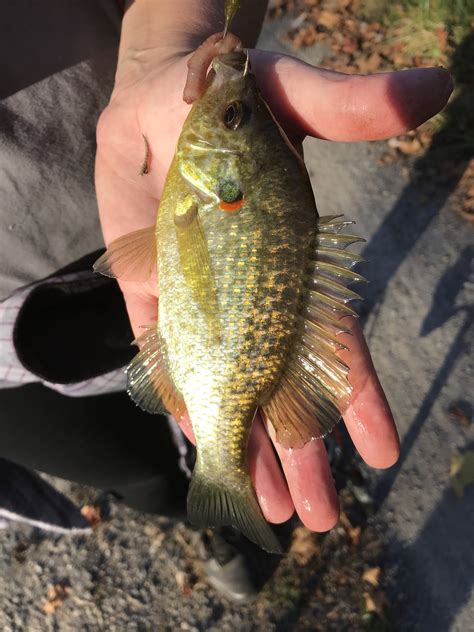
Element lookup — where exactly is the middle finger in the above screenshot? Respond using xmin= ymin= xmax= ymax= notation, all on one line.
xmin=264 ymin=415 xmax=340 ymax=532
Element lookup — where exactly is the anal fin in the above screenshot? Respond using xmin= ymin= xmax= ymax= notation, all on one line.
xmin=262 ymin=215 xmax=364 ymax=449
xmin=127 ymin=327 xmax=186 ymax=420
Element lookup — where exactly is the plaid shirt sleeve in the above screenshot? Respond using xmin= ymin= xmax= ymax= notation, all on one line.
xmin=0 ymin=272 xmax=127 ymax=396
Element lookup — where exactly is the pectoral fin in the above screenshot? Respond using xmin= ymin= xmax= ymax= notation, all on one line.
xmin=262 ymin=215 xmax=366 ymax=449
xmin=174 ymin=197 xmax=220 ymax=340
xmin=93 ymin=226 xmax=156 ymax=282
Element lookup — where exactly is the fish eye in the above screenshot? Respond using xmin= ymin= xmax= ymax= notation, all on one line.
xmin=223 ymin=101 xmax=249 ymax=130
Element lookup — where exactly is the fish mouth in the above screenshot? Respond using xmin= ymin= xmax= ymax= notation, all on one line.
xmin=212 ymin=51 xmax=251 ymax=77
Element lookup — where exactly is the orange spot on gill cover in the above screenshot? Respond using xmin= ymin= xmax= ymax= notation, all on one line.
xmin=219 ymin=198 xmax=244 ymax=212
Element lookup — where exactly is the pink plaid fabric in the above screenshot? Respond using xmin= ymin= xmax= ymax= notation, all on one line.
xmin=0 ymin=273 xmax=126 ymax=396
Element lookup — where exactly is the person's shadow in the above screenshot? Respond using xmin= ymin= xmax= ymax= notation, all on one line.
xmin=358 ymin=31 xmax=473 ymax=495
xmin=357 ymin=31 xmax=474 ymax=631
xmin=387 ymin=441 xmax=474 ymax=631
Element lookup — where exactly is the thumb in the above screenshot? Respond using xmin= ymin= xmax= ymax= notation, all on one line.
xmin=251 ymin=51 xmax=453 ymax=141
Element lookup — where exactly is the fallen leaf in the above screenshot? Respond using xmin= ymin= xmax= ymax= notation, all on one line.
xmin=80 ymin=505 xmax=101 ymax=528
xmin=317 ymin=9 xmax=340 ymax=30
xmin=290 ymin=526 xmax=319 ymax=565
xmin=387 ymin=137 xmax=423 ymax=155
xmin=363 ymin=590 xmax=388 ymax=617
xmin=356 ymin=52 xmax=382 ymax=73
xmin=150 ymin=532 xmax=166 ymax=555
xmin=436 ymin=26 xmax=448 ymax=52
xmin=43 ymin=583 xmax=71 ymax=615
xmin=339 ymin=512 xmax=361 ymax=546
xmin=175 ymin=570 xmax=193 ymax=596
xmin=450 ymin=451 xmax=474 ymax=497
xmin=342 ymin=37 xmax=358 ymax=54
xmin=362 ymin=567 xmax=381 ymax=586
xmin=292 ymin=24 xmax=318 ymax=48
xmin=448 ymin=405 xmax=472 ymax=427
xmin=461 ymin=196 xmax=474 ymax=219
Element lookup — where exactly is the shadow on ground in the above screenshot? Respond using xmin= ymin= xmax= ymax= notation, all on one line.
xmin=357 ymin=31 xmax=473 ymax=630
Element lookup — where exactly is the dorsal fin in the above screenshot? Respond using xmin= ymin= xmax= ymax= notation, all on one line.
xmin=127 ymin=327 xmax=186 ymax=420
xmin=262 ymin=215 xmax=365 ymax=448
xmin=93 ymin=226 xmax=156 ymax=282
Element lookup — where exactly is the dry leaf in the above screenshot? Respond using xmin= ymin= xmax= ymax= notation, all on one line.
xmin=462 ymin=197 xmax=474 ymax=218
xmin=339 ymin=512 xmax=361 ymax=546
xmin=290 ymin=526 xmax=318 ymax=565
xmin=363 ymin=590 xmax=388 ymax=617
xmin=175 ymin=570 xmax=186 ymax=590
xmin=342 ymin=38 xmax=358 ymax=54
xmin=356 ymin=52 xmax=382 ymax=73
xmin=43 ymin=583 xmax=71 ymax=615
xmin=449 ymin=405 xmax=472 ymax=427
xmin=80 ymin=505 xmax=101 ymax=528
xmin=317 ymin=9 xmax=340 ymax=30
xmin=435 ymin=26 xmax=448 ymax=52
xmin=175 ymin=570 xmax=193 ymax=596
xmin=362 ymin=567 xmax=381 ymax=586
xmin=387 ymin=137 xmax=423 ymax=155
xmin=450 ymin=451 xmax=474 ymax=497
xmin=149 ymin=532 xmax=166 ymax=555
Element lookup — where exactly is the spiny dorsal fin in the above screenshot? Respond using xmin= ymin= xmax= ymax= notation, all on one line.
xmin=93 ymin=226 xmax=156 ymax=282
xmin=262 ymin=215 xmax=364 ymax=448
xmin=127 ymin=327 xmax=186 ymax=420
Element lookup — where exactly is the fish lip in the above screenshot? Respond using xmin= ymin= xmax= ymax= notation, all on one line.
xmin=212 ymin=51 xmax=251 ymax=75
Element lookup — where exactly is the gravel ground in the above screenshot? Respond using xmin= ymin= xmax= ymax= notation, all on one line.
xmin=0 ymin=16 xmax=472 ymax=632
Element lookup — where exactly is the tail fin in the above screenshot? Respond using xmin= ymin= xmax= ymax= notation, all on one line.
xmin=187 ymin=470 xmax=282 ymax=554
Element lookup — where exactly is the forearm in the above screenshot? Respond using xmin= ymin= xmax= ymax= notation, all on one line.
xmin=118 ymin=0 xmax=268 ymax=73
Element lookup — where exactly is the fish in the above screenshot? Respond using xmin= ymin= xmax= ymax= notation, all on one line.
xmin=94 ymin=49 xmax=365 ymax=554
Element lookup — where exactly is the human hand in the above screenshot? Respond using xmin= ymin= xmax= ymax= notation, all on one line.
xmin=95 ymin=49 xmax=452 ymax=531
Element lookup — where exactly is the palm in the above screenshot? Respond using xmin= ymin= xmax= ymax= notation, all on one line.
xmin=95 ymin=49 xmax=451 ymax=530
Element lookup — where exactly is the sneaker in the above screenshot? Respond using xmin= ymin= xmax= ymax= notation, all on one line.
xmin=194 ymin=528 xmax=260 ymax=604
xmin=0 ymin=458 xmax=91 ymax=534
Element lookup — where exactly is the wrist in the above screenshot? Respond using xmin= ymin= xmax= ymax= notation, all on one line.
xmin=114 ymin=0 xmax=268 ymax=90
xmin=114 ymin=0 xmax=218 ymax=92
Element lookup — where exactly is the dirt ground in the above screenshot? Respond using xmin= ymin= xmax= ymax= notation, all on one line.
xmin=0 ymin=14 xmax=472 ymax=632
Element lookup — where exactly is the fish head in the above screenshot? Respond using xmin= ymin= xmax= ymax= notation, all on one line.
xmin=177 ymin=51 xmax=274 ymax=206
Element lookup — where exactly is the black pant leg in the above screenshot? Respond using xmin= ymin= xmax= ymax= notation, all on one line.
xmin=0 ymin=383 xmax=189 ymax=518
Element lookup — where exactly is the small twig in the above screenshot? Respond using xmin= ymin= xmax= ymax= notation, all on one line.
xmin=138 ymin=134 xmax=150 ymax=176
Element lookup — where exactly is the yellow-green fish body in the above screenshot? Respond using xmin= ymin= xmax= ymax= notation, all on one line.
xmin=98 ymin=52 xmax=364 ymax=553
xmin=157 ymin=56 xmax=317 ymax=551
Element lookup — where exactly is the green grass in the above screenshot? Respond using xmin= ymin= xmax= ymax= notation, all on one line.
xmin=362 ymin=0 xmax=474 ymax=56
xmin=360 ymin=1 xmax=474 ymax=157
